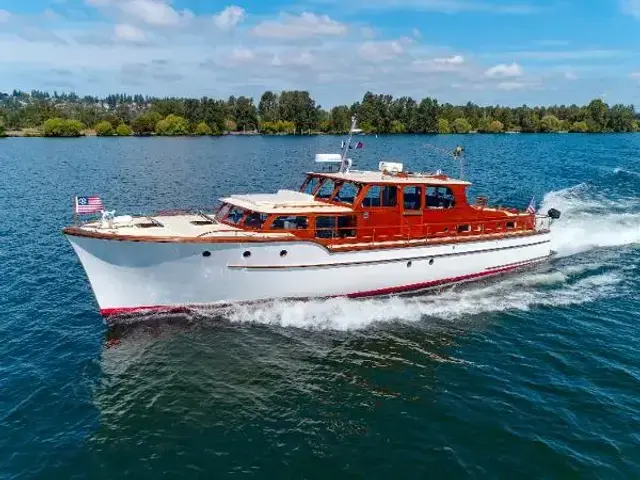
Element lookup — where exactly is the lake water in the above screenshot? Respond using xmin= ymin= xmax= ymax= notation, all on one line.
xmin=1 ymin=134 xmax=639 ymax=479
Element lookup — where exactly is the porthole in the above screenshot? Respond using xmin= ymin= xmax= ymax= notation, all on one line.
xmin=280 ymin=250 xmax=288 ymax=257
xmin=202 ymin=251 xmax=211 ymax=257
xmin=407 ymin=261 xmax=412 ymax=268
xmin=243 ymin=251 xmax=251 ymax=258
xmin=444 ymin=227 xmax=449 ymax=233
xmin=429 ymin=258 xmax=434 ymax=265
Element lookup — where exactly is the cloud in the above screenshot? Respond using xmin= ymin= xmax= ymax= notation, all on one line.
xmin=121 ymin=0 xmax=192 ymax=27
xmin=358 ymin=39 xmax=408 ymax=62
xmin=85 ymin=0 xmax=193 ymax=27
xmin=113 ymin=23 xmax=146 ymax=42
xmin=251 ymin=12 xmax=347 ymax=39
xmin=435 ymin=55 xmax=465 ymax=65
xmin=485 ymin=62 xmax=523 ymax=77
xmin=493 ymin=49 xmax=626 ymax=61
xmin=330 ymin=0 xmax=537 ymax=14
xmin=564 ymin=71 xmax=578 ymax=80
xmin=496 ymin=81 xmax=533 ymax=90
xmin=229 ymin=47 xmax=255 ymax=62
xmin=622 ymin=0 xmax=640 ymax=18
xmin=412 ymin=54 xmax=467 ymax=74
xmin=213 ymin=5 xmax=246 ymax=31
xmin=18 ymin=27 xmax=68 ymax=45
xmin=0 ymin=9 xmax=11 ymax=22
xmin=629 ymin=72 xmax=640 ymax=79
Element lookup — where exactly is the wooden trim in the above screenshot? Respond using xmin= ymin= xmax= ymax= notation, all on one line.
xmin=63 ymin=225 xmax=548 ymax=251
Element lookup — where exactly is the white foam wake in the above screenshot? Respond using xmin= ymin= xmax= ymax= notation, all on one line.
xmin=541 ymin=184 xmax=640 ymax=257
xmin=222 ymin=266 xmax=622 ymax=331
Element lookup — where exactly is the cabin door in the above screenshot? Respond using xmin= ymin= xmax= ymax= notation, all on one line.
xmin=402 ymin=186 xmax=424 ymax=239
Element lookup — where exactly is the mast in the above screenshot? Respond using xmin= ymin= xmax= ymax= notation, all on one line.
xmin=339 ymin=116 xmax=358 ymax=173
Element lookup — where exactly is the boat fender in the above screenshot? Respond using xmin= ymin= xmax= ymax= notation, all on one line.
xmin=547 ymin=208 xmax=561 ymax=220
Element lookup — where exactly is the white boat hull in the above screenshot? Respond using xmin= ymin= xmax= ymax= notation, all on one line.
xmin=65 ymin=233 xmax=552 ymax=317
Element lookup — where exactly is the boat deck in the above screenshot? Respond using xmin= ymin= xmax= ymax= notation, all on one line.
xmin=74 ymin=213 xmax=293 ymax=239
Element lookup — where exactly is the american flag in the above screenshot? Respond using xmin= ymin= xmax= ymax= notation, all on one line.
xmin=75 ymin=196 xmax=103 ymax=214
xmin=526 ymin=197 xmax=536 ymax=214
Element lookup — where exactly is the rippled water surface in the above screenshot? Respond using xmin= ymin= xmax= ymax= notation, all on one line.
xmin=1 ymin=134 xmax=639 ymax=479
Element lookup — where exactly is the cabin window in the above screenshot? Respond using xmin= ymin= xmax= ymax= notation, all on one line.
xmin=337 ymin=216 xmax=357 ymax=238
xmin=403 ymin=186 xmax=422 ymax=210
xmin=382 ymin=186 xmax=398 ymax=207
xmin=244 ymin=211 xmax=269 ymax=229
xmin=426 ymin=186 xmax=456 ymax=209
xmin=506 ymin=221 xmax=516 ymax=229
xmin=215 ymin=203 xmax=231 ymax=222
xmin=457 ymin=224 xmax=471 ymax=233
xmin=316 ymin=179 xmax=337 ymax=200
xmin=226 ymin=206 xmax=246 ymax=225
xmin=271 ymin=216 xmax=308 ymax=230
xmin=301 ymin=176 xmax=320 ymax=195
xmin=362 ymin=185 xmax=397 ymax=207
xmin=315 ymin=216 xmax=336 ymax=238
xmin=362 ymin=185 xmax=381 ymax=207
xmin=315 ymin=216 xmax=357 ymax=239
xmin=332 ymin=182 xmax=360 ymax=204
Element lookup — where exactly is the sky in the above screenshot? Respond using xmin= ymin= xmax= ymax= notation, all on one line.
xmin=1 ymin=0 xmax=640 ymax=107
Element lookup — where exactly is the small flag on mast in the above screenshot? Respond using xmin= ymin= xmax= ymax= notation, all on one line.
xmin=526 ymin=197 xmax=536 ymax=214
xmin=75 ymin=196 xmax=103 ymax=214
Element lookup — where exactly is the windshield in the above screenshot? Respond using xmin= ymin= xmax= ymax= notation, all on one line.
xmin=315 ymin=179 xmax=336 ymax=200
xmin=332 ymin=182 xmax=360 ymax=204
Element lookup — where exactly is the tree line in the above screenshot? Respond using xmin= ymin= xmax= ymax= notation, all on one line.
xmin=0 ymin=89 xmax=638 ymax=137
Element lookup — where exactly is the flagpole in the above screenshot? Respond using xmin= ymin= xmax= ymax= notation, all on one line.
xmin=73 ymin=196 xmax=78 ymax=226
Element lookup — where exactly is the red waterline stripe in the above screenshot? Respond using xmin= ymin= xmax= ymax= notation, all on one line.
xmin=100 ymin=258 xmax=545 ymax=317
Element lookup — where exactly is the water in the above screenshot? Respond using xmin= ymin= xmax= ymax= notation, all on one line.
xmin=1 ymin=134 xmax=639 ymax=479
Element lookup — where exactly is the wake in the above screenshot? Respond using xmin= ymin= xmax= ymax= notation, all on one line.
xmin=540 ymin=182 xmax=640 ymax=257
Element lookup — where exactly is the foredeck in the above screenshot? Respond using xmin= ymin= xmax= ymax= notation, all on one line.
xmin=70 ymin=213 xmax=293 ymax=239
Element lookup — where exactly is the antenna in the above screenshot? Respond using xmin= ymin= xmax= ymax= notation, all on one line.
xmin=340 ymin=116 xmax=360 ymax=173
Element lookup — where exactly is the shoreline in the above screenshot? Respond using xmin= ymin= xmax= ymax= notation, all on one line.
xmin=2 ymin=130 xmax=636 ymax=138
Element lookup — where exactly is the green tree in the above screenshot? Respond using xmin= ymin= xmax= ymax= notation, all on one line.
xmin=416 ymin=97 xmax=439 ymax=132
xmin=437 ymin=118 xmax=450 ymax=134
xmin=540 ymin=115 xmax=562 ymax=133
xmin=569 ymin=121 xmax=588 ymax=133
xmin=277 ymin=91 xmax=318 ymax=133
xmin=329 ymin=106 xmax=351 ymax=133
xmin=476 ymin=117 xmax=491 ymax=133
xmin=95 ymin=120 xmax=114 ymax=136
xmin=232 ymin=96 xmax=258 ymax=131
xmin=131 ymin=111 xmax=162 ymax=135
xmin=155 ymin=114 xmax=190 ymax=136
xmin=0 ymin=121 xmax=5 ymax=137
xmin=451 ymin=118 xmax=472 ymax=134
xmin=43 ymin=118 xmax=84 ymax=137
xmin=390 ymin=120 xmax=406 ymax=133
xmin=194 ymin=121 xmax=213 ymax=135
xmin=116 ymin=124 xmax=132 ymax=136
xmin=258 ymin=91 xmax=279 ymax=123
xmin=587 ymin=98 xmax=608 ymax=132
xmin=608 ymin=104 xmax=636 ymax=132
